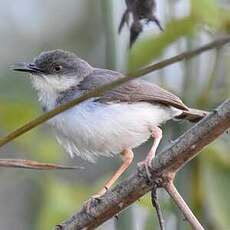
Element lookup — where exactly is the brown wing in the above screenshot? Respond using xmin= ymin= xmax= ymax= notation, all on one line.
xmin=79 ymin=68 xmax=189 ymax=111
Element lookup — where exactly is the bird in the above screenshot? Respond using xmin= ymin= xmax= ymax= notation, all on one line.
xmin=12 ymin=49 xmax=207 ymax=200
xmin=119 ymin=0 xmax=163 ymax=47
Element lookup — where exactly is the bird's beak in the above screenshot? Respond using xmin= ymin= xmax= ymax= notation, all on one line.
xmin=10 ymin=62 xmax=44 ymax=74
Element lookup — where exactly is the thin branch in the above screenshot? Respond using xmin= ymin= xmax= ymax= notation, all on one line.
xmin=151 ymin=186 xmax=165 ymax=230
xmin=0 ymin=36 xmax=230 ymax=148
xmin=0 ymin=159 xmax=83 ymax=170
xmin=164 ymin=182 xmax=204 ymax=230
xmin=55 ymin=99 xmax=230 ymax=229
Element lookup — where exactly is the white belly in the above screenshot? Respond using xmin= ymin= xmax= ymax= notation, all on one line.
xmin=48 ymin=100 xmax=182 ymax=162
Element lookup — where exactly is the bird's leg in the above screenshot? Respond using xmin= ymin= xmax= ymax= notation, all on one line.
xmin=97 ymin=148 xmax=134 ymax=196
xmin=85 ymin=149 xmax=134 ymax=214
xmin=138 ymin=126 xmax=162 ymax=181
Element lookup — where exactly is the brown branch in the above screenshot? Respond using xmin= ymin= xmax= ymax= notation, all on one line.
xmin=0 ymin=36 xmax=230 ymax=148
xmin=151 ymin=186 xmax=165 ymax=230
xmin=55 ymin=99 xmax=230 ymax=229
xmin=164 ymin=182 xmax=204 ymax=230
xmin=0 ymin=159 xmax=83 ymax=170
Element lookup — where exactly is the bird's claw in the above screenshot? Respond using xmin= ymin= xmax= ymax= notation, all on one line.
xmin=137 ymin=160 xmax=153 ymax=184
xmin=114 ymin=213 xmax=119 ymax=221
xmin=84 ymin=187 xmax=112 ymax=216
xmin=84 ymin=195 xmax=102 ymax=217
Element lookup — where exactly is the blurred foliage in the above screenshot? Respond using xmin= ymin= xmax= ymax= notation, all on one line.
xmin=0 ymin=0 xmax=229 ymax=229
xmin=35 ymin=178 xmax=92 ymax=230
xmin=128 ymin=0 xmax=230 ymax=70
xmin=201 ymin=142 xmax=230 ymax=229
xmin=191 ymin=0 xmax=221 ymax=27
xmin=128 ymin=16 xmax=195 ymax=70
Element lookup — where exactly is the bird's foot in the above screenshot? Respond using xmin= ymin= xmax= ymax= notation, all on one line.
xmin=84 ymin=186 xmax=110 ymax=216
xmin=137 ymin=160 xmax=153 ymax=184
xmin=84 ymin=194 xmax=102 ymax=217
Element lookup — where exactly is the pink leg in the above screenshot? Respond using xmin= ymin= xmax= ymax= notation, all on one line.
xmin=138 ymin=126 xmax=162 ymax=179
xmin=95 ymin=149 xmax=134 ymax=197
xmin=85 ymin=149 xmax=134 ymax=214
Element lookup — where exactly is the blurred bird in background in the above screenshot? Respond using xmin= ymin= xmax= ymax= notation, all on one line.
xmin=119 ymin=0 xmax=163 ymax=47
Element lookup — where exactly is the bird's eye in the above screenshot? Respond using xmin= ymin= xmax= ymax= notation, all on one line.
xmin=54 ymin=65 xmax=62 ymax=72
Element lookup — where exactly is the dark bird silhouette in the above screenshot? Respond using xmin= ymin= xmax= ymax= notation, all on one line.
xmin=119 ymin=0 xmax=163 ymax=47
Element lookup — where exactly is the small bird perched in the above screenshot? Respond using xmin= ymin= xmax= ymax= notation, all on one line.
xmin=12 ymin=50 xmax=207 ymax=199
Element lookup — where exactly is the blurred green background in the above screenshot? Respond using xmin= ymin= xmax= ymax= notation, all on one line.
xmin=0 ymin=0 xmax=229 ymax=229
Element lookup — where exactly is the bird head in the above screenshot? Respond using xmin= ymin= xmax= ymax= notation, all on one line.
xmin=11 ymin=49 xmax=93 ymax=93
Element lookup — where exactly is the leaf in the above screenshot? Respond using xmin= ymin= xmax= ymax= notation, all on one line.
xmin=191 ymin=0 xmax=220 ymax=27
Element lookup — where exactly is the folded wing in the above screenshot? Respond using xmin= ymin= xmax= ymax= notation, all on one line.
xmin=79 ymin=68 xmax=189 ymax=111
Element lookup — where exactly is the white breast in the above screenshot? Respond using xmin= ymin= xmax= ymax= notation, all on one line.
xmin=48 ymin=100 xmax=182 ymax=162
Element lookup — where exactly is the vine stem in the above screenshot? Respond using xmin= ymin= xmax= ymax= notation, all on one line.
xmin=0 ymin=36 xmax=230 ymax=148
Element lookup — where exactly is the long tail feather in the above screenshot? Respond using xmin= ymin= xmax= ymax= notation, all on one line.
xmin=176 ymin=108 xmax=209 ymax=122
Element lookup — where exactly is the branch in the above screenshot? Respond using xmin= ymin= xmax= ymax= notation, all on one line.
xmin=151 ymin=186 xmax=165 ymax=230
xmin=164 ymin=182 xmax=204 ymax=230
xmin=0 ymin=159 xmax=83 ymax=170
xmin=55 ymin=99 xmax=230 ymax=229
xmin=1 ymin=36 xmax=230 ymax=148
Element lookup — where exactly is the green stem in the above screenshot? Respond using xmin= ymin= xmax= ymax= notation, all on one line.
xmin=0 ymin=36 xmax=230 ymax=148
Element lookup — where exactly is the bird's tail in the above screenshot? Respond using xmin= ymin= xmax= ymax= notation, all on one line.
xmin=175 ymin=108 xmax=209 ymax=122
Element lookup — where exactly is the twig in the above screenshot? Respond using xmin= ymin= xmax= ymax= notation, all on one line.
xmin=164 ymin=182 xmax=204 ymax=230
xmin=0 ymin=36 xmax=230 ymax=148
xmin=55 ymin=99 xmax=230 ymax=229
xmin=151 ymin=185 xmax=165 ymax=230
xmin=0 ymin=159 xmax=83 ymax=170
